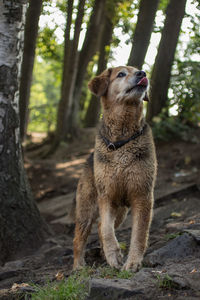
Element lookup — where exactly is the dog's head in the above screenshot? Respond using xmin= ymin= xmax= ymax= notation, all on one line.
xmin=88 ymin=66 xmax=149 ymax=106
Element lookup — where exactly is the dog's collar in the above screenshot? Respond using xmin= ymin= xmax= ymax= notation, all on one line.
xmin=100 ymin=124 xmax=147 ymax=151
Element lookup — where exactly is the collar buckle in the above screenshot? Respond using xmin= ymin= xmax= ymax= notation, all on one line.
xmin=107 ymin=142 xmax=116 ymax=151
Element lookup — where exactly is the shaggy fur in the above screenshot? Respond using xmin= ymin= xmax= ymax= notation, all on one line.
xmin=73 ymin=66 xmax=157 ymax=271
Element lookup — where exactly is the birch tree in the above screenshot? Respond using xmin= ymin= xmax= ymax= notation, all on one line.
xmin=0 ymin=0 xmax=49 ymax=263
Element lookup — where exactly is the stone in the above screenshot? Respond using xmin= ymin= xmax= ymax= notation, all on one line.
xmin=184 ymin=229 xmax=200 ymax=244
xmin=88 ymin=278 xmax=144 ymax=300
xmin=145 ymin=233 xmax=199 ymax=266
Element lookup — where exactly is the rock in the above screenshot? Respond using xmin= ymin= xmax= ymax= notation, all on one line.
xmin=44 ymin=245 xmax=64 ymax=257
xmin=130 ymin=268 xmax=156 ymax=288
xmin=145 ymin=233 xmax=199 ymax=266
xmin=38 ymin=193 xmax=74 ymax=222
xmin=2 ymin=260 xmax=24 ymax=270
xmin=88 ymin=278 xmax=144 ymax=300
xmin=153 ymin=257 xmax=200 ymax=292
xmin=0 ymin=271 xmax=19 ymax=281
xmin=184 ymin=229 xmax=200 ymax=244
xmin=167 ymin=274 xmax=189 ymax=289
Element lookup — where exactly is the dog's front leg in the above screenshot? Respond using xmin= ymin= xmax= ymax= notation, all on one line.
xmin=98 ymin=198 xmax=123 ymax=269
xmin=123 ymin=194 xmax=153 ymax=271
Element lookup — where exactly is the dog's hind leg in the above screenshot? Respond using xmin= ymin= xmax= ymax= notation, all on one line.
xmin=73 ymin=219 xmax=93 ymax=269
xmin=73 ymin=166 xmax=98 ymax=270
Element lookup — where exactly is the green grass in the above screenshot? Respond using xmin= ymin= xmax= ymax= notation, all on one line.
xmin=26 ymin=266 xmax=134 ymax=299
xmin=164 ymin=232 xmax=182 ymax=241
xmin=96 ymin=266 xmax=134 ymax=279
xmin=28 ymin=272 xmax=89 ymax=300
xmin=119 ymin=242 xmax=127 ymax=251
xmin=156 ymin=274 xmax=179 ymax=290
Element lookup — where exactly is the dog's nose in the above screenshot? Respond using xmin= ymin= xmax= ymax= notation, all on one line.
xmin=135 ymin=70 xmax=146 ymax=78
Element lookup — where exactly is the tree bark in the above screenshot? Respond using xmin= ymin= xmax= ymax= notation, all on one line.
xmin=67 ymin=0 xmax=106 ymax=134
xmin=84 ymin=16 xmax=113 ymax=127
xmin=128 ymin=0 xmax=160 ymax=69
xmin=0 ymin=0 xmax=49 ymax=264
xmin=19 ymin=0 xmax=43 ymax=140
xmin=146 ymin=0 xmax=187 ymax=122
xmin=55 ymin=0 xmax=85 ymax=143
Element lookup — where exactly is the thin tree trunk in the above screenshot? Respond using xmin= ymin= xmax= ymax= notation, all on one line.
xmin=0 ymin=0 xmax=50 ymax=264
xmin=59 ymin=0 xmax=73 ymax=125
xmin=84 ymin=16 xmax=113 ymax=127
xmin=146 ymin=0 xmax=187 ymax=122
xmin=19 ymin=0 xmax=43 ymax=140
xmin=128 ymin=0 xmax=160 ymax=69
xmin=67 ymin=0 xmax=106 ymax=134
xmin=55 ymin=0 xmax=85 ymax=143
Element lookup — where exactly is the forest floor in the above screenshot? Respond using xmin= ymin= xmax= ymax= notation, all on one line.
xmin=0 ymin=128 xmax=200 ymax=299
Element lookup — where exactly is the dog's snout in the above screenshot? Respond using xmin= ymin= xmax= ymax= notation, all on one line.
xmin=135 ymin=70 xmax=146 ymax=78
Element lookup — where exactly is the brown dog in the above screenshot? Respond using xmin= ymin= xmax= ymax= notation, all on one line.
xmin=73 ymin=66 xmax=157 ymax=271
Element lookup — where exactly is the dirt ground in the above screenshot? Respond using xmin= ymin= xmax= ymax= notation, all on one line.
xmin=0 ymin=128 xmax=200 ymax=299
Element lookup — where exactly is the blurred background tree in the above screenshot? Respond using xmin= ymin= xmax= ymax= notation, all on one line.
xmin=22 ymin=0 xmax=199 ymax=148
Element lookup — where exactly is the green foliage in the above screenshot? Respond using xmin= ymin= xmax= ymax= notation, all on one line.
xmin=158 ymin=0 xmax=169 ymax=12
xmin=74 ymin=265 xmax=134 ymax=280
xmin=37 ymin=27 xmax=63 ymax=61
xmin=164 ymin=232 xmax=182 ymax=241
xmin=170 ymin=60 xmax=200 ymax=126
xmin=97 ymin=266 xmax=134 ymax=279
xmin=28 ymin=58 xmax=61 ymax=133
xmin=27 ymin=266 xmax=133 ymax=300
xmin=116 ymin=1 xmax=137 ymax=34
xmin=156 ymin=274 xmax=180 ymax=290
xmin=152 ymin=4 xmax=200 ymax=141
xmin=29 ymin=274 xmax=89 ymax=300
xmin=55 ymin=0 xmax=67 ymax=14
xmin=152 ymin=115 xmax=191 ymax=141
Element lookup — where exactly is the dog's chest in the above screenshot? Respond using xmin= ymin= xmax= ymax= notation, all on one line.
xmin=94 ymin=143 xmax=151 ymax=184
xmin=96 ymin=142 xmax=148 ymax=165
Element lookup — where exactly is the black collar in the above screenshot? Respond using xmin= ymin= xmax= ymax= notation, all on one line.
xmin=100 ymin=124 xmax=147 ymax=151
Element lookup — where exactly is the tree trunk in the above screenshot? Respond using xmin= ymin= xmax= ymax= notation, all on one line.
xmin=55 ymin=0 xmax=85 ymax=143
xmin=146 ymin=0 xmax=187 ymax=122
xmin=128 ymin=0 xmax=160 ymax=69
xmin=84 ymin=16 xmax=113 ymax=127
xmin=19 ymin=0 xmax=43 ymax=140
xmin=67 ymin=0 xmax=106 ymax=134
xmin=0 ymin=0 xmax=49 ymax=264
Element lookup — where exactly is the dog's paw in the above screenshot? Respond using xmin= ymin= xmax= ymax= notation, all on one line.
xmin=106 ymin=248 xmax=123 ymax=269
xmin=122 ymin=260 xmax=141 ymax=272
xmin=73 ymin=259 xmax=86 ymax=271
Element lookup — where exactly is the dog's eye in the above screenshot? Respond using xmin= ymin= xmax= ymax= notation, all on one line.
xmin=117 ymin=72 xmax=126 ymax=78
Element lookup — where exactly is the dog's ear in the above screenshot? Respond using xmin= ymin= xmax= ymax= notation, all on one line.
xmin=88 ymin=68 xmax=112 ymax=97
xmin=143 ymin=91 xmax=149 ymax=102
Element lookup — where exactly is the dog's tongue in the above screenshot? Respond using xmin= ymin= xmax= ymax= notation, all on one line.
xmin=137 ymin=77 xmax=148 ymax=86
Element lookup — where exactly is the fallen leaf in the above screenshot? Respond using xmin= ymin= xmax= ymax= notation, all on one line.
xmin=171 ymin=212 xmax=182 ymax=218
xmin=55 ymin=271 xmax=65 ymax=281
xmin=190 ymin=269 xmax=197 ymax=274
xmin=189 ymin=220 xmax=195 ymax=224
xmin=12 ymin=283 xmax=30 ymax=291
xmin=151 ymin=270 xmax=163 ymax=274
xmin=184 ymin=156 xmax=191 ymax=165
